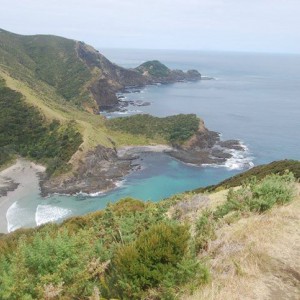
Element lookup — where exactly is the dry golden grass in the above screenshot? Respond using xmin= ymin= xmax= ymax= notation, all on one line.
xmin=183 ymin=184 xmax=300 ymax=300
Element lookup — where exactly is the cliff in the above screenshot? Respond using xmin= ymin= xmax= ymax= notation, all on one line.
xmin=0 ymin=29 xmax=202 ymax=112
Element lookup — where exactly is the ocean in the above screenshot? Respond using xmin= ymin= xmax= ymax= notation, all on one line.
xmin=6 ymin=49 xmax=300 ymax=232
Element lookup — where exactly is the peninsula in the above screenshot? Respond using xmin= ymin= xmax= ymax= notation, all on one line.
xmin=0 ymin=28 xmax=241 ymax=196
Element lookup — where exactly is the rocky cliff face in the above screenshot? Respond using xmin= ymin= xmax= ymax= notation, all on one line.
xmin=76 ymin=44 xmax=202 ymax=111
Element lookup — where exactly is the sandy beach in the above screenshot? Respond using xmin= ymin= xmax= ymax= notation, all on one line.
xmin=0 ymin=159 xmax=45 ymax=234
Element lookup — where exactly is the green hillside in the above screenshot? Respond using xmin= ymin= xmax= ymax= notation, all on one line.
xmin=107 ymin=113 xmax=200 ymax=144
xmin=0 ymin=29 xmax=94 ymax=107
xmin=136 ymin=60 xmax=171 ymax=77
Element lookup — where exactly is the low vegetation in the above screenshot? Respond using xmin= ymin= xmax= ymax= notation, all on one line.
xmin=193 ymin=159 xmax=300 ymax=193
xmin=136 ymin=60 xmax=170 ymax=77
xmin=0 ymin=169 xmax=297 ymax=299
xmin=106 ymin=113 xmax=200 ymax=144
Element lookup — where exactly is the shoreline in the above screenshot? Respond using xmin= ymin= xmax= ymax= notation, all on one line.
xmin=0 ymin=159 xmax=45 ymax=234
xmin=0 ymin=141 xmax=250 ymax=234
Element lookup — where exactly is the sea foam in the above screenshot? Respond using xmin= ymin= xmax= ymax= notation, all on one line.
xmin=223 ymin=142 xmax=254 ymax=170
xmin=35 ymin=204 xmax=72 ymax=226
xmin=6 ymin=201 xmax=22 ymax=233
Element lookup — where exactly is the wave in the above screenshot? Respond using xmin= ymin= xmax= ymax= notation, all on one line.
xmin=115 ymin=179 xmax=126 ymax=189
xmin=35 ymin=204 xmax=72 ymax=226
xmin=6 ymin=201 xmax=23 ymax=232
xmin=202 ymin=142 xmax=254 ymax=171
xmin=224 ymin=146 xmax=254 ymax=170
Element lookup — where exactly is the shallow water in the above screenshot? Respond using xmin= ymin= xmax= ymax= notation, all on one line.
xmin=6 ymin=50 xmax=300 ymax=232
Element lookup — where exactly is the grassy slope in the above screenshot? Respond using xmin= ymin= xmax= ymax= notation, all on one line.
xmin=0 ymin=29 xmax=93 ymax=106
xmin=184 ymin=184 xmax=300 ymax=300
xmin=194 ymin=159 xmax=300 ymax=193
xmin=0 ymin=69 xmax=155 ymax=170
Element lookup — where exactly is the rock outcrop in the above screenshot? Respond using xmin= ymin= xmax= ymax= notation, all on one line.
xmin=76 ymin=44 xmax=202 ymax=111
xmin=40 ymin=145 xmax=134 ymax=196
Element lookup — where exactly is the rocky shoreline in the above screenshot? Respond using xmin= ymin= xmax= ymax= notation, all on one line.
xmin=40 ymin=127 xmax=247 ymax=196
xmin=1 ymin=134 xmax=247 ymax=200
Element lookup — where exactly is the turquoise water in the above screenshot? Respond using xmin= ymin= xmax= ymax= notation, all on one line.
xmin=6 ymin=50 xmax=300 ymax=231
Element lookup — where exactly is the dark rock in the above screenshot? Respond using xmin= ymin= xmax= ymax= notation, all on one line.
xmin=218 ymin=140 xmax=245 ymax=151
xmin=0 ymin=178 xmax=19 ymax=197
xmin=40 ymin=145 xmax=135 ymax=196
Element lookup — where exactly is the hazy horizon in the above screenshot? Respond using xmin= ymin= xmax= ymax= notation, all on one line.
xmin=1 ymin=0 xmax=300 ymax=54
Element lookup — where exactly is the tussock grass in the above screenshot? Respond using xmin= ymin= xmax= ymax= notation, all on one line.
xmin=183 ymin=184 xmax=300 ymax=300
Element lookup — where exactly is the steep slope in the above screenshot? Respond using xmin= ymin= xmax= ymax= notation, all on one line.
xmin=184 ymin=184 xmax=300 ymax=300
xmin=0 ymin=29 xmax=201 ymax=112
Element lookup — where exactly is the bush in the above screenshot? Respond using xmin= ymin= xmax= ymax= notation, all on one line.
xmin=0 ymin=230 xmax=103 ymax=299
xmin=105 ymin=222 xmax=198 ymax=299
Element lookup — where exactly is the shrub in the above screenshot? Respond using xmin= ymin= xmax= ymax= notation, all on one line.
xmin=105 ymin=222 xmax=197 ymax=299
xmin=0 ymin=230 xmax=102 ymax=299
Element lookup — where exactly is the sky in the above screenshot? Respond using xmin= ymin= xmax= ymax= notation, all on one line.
xmin=1 ymin=0 xmax=300 ymax=53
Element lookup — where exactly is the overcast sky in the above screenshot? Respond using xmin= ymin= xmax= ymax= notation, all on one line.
xmin=1 ymin=0 xmax=300 ymax=53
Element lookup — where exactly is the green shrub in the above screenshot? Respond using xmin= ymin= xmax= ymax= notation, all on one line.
xmin=105 ymin=222 xmax=198 ymax=299
xmin=0 ymin=230 xmax=103 ymax=299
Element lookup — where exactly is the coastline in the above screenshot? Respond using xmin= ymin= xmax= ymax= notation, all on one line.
xmin=0 ymin=141 xmax=251 ymax=233
xmin=0 ymin=159 xmax=45 ymax=234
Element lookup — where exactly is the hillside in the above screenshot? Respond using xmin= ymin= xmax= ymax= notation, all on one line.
xmin=0 ymin=161 xmax=299 ymax=299
xmin=0 ymin=28 xmax=201 ymax=112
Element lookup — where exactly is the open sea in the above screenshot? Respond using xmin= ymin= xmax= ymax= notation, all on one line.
xmin=6 ymin=49 xmax=300 ymax=232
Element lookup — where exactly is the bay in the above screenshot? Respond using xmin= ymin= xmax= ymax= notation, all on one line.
xmin=6 ymin=50 xmax=300 ymax=232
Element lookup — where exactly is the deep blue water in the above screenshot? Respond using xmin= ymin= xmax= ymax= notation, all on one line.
xmin=6 ymin=50 xmax=300 ymax=231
